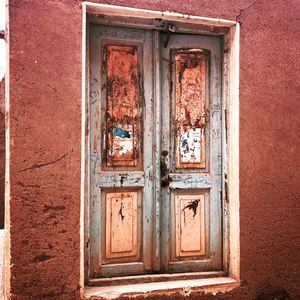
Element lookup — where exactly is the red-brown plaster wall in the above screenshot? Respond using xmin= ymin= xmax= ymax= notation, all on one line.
xmin=9 ymin=0 xmax=82 ymax=298
xmin=0 ymin=78 xmax=4 ymax=229
xmin=8 ymin=0 xmax=300 ymax=299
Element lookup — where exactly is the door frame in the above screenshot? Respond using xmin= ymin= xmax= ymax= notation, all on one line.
xmin=81 ymin=2 xmax=240 ymax=288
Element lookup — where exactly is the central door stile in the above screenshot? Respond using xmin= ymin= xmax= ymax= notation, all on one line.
xmin=152 ymin=30 xmax=162 ymax=272
xmin=142 ymin=28 xmax=155 ymax=273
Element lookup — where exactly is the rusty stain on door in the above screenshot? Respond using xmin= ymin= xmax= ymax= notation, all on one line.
xmin=105 ymin=45 xmax=142 ymax=167
xmin=174 ymin=50 xmax=208 ymax=169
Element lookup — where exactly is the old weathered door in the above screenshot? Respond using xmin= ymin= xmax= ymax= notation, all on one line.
xmin=89 ymin=24 xmax=223 ymax=278
xmin=160 ymin=33 xmax=222 ymax=272
xmin=89 ymin=25 xmax=154 ymax=277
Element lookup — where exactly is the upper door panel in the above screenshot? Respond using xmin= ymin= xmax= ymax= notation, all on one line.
xmin=174 ymin=49 xmax=208 ymax=170
xmin=103 ymin=43 xmax=143 ymax=170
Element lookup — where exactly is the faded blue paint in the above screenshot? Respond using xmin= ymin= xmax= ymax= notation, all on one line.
xmin=113 ymin=127 xmax=131 ymax=138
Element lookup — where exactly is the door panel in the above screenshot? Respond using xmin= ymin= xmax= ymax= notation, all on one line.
xmin=101 ymin=189 xmax=142 ymax=265
xmin=161 ymin=33 xmax=222 ymax=272
xmin=174 ymin=50 xmax=207 ymax=169
xmin=105 ymin=191 xmax=139 ymax=259
xmin=89 ymin=25 xmax=154 ymax=277
xmin=104 ymin=44 xmax=143 ymax=169
xmin=174 ymin=193 xmax=206 ymax=257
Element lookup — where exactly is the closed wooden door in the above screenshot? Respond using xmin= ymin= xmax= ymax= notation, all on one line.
xmin=89 ymin=25 xmax=154 ymax=277
xmin=89 ymin=24 xmax=222 ymax=278
xmin=160 ymin=33 xmax=222 ymax=272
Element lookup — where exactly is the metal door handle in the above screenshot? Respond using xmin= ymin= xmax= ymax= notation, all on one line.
xmin=160 ymin=152 xmax=171 ymax=187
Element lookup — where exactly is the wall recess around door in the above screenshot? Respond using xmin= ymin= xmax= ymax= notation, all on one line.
xmin=82 ymin=2 xmax=240 ymax=289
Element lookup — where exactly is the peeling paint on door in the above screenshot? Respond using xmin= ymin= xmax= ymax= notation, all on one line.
xmin=179 ymin=128 xmax=201 ymax=163
xmin=105 ymin=45 xmax=142 ymax=167
xmin=90 ymin=25 xmax=154 ymax=276
xmin=174 ymin=50 xmax=207 ymax=169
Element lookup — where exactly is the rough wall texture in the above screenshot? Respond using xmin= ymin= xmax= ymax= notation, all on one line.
xmin=8 ymin=0 xmax=300 ymax=299
xmin=0 ymin=78 xmax=4 ymax=229
xmin=9 ymin=0 xmax=82 ymax=299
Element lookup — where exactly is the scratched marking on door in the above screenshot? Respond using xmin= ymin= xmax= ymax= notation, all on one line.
xmin=174 ymin=50 xmax=208 ymax=169
xmin=105 ymin=45 xmax=142 ymax=167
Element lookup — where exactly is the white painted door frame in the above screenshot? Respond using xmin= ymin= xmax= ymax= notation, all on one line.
xmin=80 ymin=2 xmax=240 ymax=288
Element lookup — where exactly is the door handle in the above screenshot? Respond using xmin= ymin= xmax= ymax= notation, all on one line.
xmin=161 ymin=174 xmax=172 ymax=187
xmin=160 ymin=152 xmax=171 ymax=187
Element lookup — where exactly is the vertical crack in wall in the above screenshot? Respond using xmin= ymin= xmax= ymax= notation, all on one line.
xmin=236 ymin=0 xmax=259 ymax=23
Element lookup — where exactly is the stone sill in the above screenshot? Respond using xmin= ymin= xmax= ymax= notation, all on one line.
xmin=84 ymin=277 xmax=239 ymax=299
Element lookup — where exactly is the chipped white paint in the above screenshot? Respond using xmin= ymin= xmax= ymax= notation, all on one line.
xmin=161 ymin=32 xmax=222 ymax=273
xmin=175 ymin=50 xmax=207 ymax=169
xmin=111 ymin=127 xmax=133 ymax=156
xmin=84 ymin=2 xmax=236 ymax=27
xmin=89 ymin=25 xmax=154 ymax=277
xmin=179 ymin=128 xmax=201 ymax=163
xmin=105 ymin=44 xmax=141 ymax=167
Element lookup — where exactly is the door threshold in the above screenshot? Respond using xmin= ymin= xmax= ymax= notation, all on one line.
xmin=85 ymin=276 xmax=238 ymax=300
xmin=87 ymin=271 xmax=226 ymax=287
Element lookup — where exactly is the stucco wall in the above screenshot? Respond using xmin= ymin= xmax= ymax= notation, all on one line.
xmin=0 ymin=78 xmax=4 ymax=229
xmin=7 ymin=0 xmax=300 ymax=299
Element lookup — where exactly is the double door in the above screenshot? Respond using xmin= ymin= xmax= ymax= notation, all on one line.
xmin=89 ymin=24 xmax=222 ymax=277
